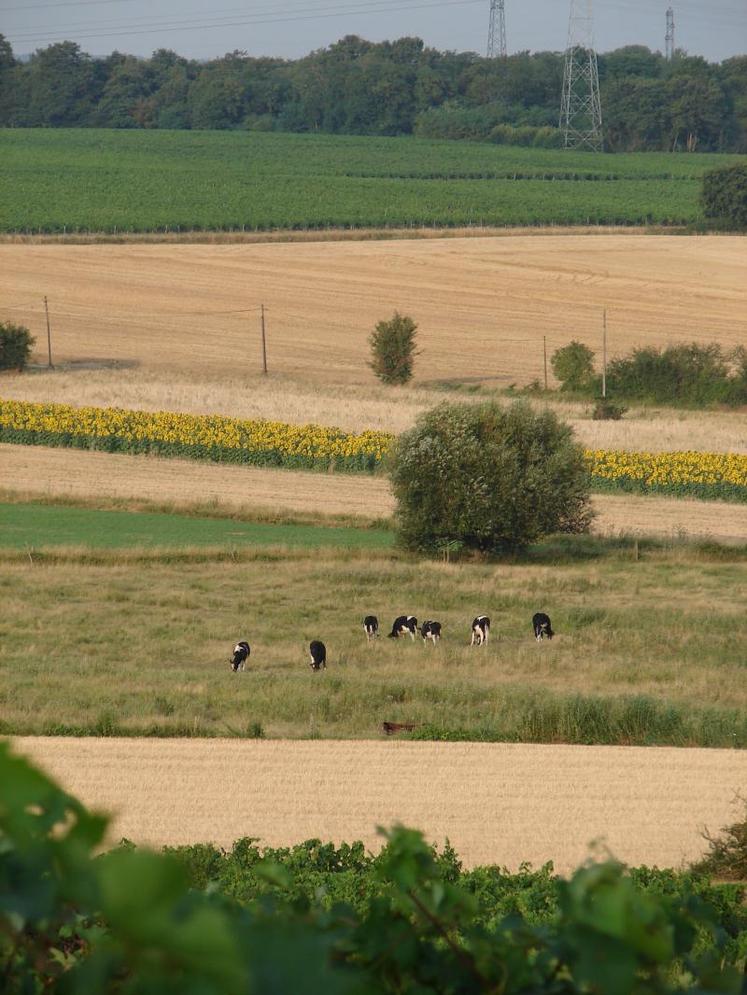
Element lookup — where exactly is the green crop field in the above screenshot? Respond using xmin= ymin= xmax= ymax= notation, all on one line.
xmin=0 ymin=502 xmax=394 ymax=551
xmin=1 ymin=129 xmax=744 ymax=233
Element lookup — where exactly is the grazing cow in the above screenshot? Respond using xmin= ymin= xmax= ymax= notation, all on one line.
xmin=309 ymin=640 xmax=327 ymax=671
xmin=388 ymin=615 xmax=418 ymax=640
xmin=532 ymin=613 xmax=554 ymax=641
xmin=420 ymin=620 xmax=442 ymax=645
xmin=471 ymin=616 xmax=490 ymax=646
xmin=363 ymin=615 xmax=379 ymax=642
xmin=230 ymin=641 xmax=250 ymax=672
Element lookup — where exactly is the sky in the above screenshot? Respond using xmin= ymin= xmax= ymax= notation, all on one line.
xmin=1 ymin=0 xmax=746 ymax=63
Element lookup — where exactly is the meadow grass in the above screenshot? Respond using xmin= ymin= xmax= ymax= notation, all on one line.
xmin=1 ymin=542 xmax=744 ymax=746
xmin=0 ymin=501 xmax=394 ymax=551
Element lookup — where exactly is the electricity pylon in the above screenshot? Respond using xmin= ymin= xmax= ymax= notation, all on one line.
xmin=665 ymin=6 xmax=675 ymax=61
xmin=487 ymin=0 xmax=507 ymax=58
xmin=559 ymin=0 xmax=603 ymax=151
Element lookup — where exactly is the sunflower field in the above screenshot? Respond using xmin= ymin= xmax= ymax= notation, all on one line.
xmin=1 ymin=398 xmax=745 ymax=502
xmin=0 ymin=399 xmax=391 ymax=473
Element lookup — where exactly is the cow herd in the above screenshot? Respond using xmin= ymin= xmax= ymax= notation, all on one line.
xmin=230 ymin=612 xmax=554 ymax=673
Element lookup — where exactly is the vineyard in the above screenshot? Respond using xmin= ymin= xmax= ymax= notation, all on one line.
xmin=1 ymin=130 xmax=744 ymax=233
xmin=2 ymin=399 xmax=746 ymax=503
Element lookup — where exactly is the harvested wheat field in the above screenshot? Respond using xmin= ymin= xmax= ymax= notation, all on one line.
xmin=1 ymin=236 xmax=746 ymax=386
xmin=3 ymin=444 xmax=747 ymax=541
xmin=3 ymin=367 xmax=746 ymax=453
xmin=13 ymin=737 xmax=746 ymax=873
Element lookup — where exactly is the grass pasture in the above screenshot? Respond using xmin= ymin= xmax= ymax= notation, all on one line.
xmin=2 ymin=130 xmax=744 ymax=233
xmin=1 ymin=538 xmax=745 ymax=746
xmin=0 ymin=502 xmax=393 ymax=551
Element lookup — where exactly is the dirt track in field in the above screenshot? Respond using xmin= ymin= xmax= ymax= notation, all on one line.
xmin=13 ymin=737 xmax=745 ymax=872
xmin=2 ymin=444 xmax=746 ymax=541
xmin=2 ymin=236 xmax=745 ymax=385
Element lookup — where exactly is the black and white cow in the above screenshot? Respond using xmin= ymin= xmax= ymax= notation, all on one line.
xmin=230 ymin=641 xmax=250 ymax=672
xmin=363 ymin=616 xmax=379 ymax=642
xmin=471 ymin=616 xmax=490 ymax=646
xmin=309 ymin=640 xmax=327 ymax=671
xmin=421 ymin=620 xmax=442 ymax=645
xmin=532 ymin=613 xmax=554 ymax=641
xmin=388 ymin=615 xmax=418 ymax=640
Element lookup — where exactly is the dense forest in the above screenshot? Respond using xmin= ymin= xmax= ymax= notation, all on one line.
xmin=0 ymin=32 xmax=746 ymax=152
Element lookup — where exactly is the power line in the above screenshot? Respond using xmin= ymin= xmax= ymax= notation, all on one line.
xmin=0 ymin=0 xmax=138 ymax=10
xmin=6 ymin=0 xmax=483 ymax=46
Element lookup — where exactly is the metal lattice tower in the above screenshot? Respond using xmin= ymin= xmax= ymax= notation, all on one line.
xmin=559 ymin=0 xmax=603 ymax=151
xmin=487 ymin=0 xmax=507 ymax=59
xmin=665 ymin=6 xmax=675 ymax=61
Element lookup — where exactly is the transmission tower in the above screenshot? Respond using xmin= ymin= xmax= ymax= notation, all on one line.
xmin=559 ymin=0 xmax=603 ymax=151
xmin=487 ymin=0 xmax=507 ymax=58
xmin=665 ymin=6 xmax=675 ymax=61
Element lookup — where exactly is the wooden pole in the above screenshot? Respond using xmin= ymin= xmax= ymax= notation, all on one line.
xmin=260 ymin=304 xmax=268 ymax=375
xmin=543 ymin=335 xmax=548 ymax=390
xmin=43 ymin=296 xmax=53 ymax=369
xmin=602 ymin=307 xmax=607 ymax=400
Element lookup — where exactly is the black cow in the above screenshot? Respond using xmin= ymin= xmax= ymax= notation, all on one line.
xmin=230 ymin=641 xmax=250 ymax=672
xmin=532 ymin=613 xmax=554 ymax=641
xmin=363 ymin=615 xmax=379 ymax=642
xmin=471 ymin=616 xmax=490 ymax=646
xmin=421 ymin=620 xmax=442 ymax=645
xmin=388 ymin=615 xmax=417 ymax=640
xmin=309 ymin=640 xmax=327 ymax=671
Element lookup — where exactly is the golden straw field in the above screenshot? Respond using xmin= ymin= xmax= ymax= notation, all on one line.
xmin=2 ymin=367 xmax=746 ymax=453
xmin=13 ymin=737 xmax=746 ymax=873
xmin=1 ymin=235 xmax=746 ymax=387
xmin=3 ymin=444 xmax=747 ymax=541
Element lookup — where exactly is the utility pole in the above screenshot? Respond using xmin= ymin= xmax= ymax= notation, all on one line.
xmin=43 ymin=296 xmax=53 ymax=369
xmin=487 ymin=0 xmax=507 ymax=59
xmin=543 ymin=335 xmax=548 ymax=390
xmin=260 ymin=304 xmax=268 ymax=375
xmin=665 ymin=6 xmax=675 ymax=61
xmin=560 ymin=0 xmax=603 ymax=151
xmin=602 ymin=308 xmax=607 ymax=399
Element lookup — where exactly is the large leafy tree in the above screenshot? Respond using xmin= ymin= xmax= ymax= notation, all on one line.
xmin=389 ymin=401 xmax=593 ymax=554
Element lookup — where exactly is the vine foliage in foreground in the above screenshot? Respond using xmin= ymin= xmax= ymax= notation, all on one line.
xmin=1 ymin=741 xmax=744 ymax=994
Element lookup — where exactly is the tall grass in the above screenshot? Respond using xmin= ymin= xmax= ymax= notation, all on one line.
xmin=0 ymin=545 xmax=744 ymax=746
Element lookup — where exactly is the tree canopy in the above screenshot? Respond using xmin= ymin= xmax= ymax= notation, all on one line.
xmin=0 ymin=34 xmax=745 ymax=152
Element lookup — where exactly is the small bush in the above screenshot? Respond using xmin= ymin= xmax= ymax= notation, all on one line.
xmin=0 ymin=321 xmax=35 ymax=371
xmin=368 ymin=312 xmax=419 ymax=386
xmin=389 ymin=400 xmax=593 ymax=554
xmin=592 ymin=399 xmax=627 ymax=420
xmin=702 ymin=164 xmax=747 ymax=230
xmin=551 ymin=341 xmax=595 ymax=392
xmin=693 ymin=804 xmax=747 ymax=881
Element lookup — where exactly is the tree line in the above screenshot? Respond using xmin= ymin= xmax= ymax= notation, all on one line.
xmin=1 ymin=32 xmax=746 ymax=152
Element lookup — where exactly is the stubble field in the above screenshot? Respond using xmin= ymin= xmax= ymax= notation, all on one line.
xmin=12 ymin=736 xmax=746 ymax=873
xmin=2 ymin=235 xmax=746 ymax=387
xmin=3 ymin=445 xmax=747 ymax=542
